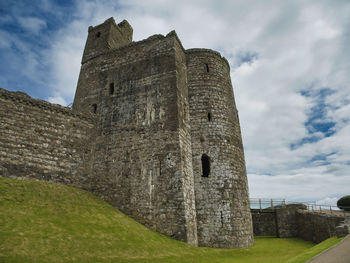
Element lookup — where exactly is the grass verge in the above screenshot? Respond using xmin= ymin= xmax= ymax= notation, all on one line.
xmin=0 ymin=177 xmax=342 ymax=262
xmin=286 ymin=236 xmax=343 ymax=263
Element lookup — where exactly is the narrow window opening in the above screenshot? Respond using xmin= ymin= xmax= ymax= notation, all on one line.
xmin=201 ymin=154 xmax=210 ymax=177
xmin=109 ymin=83 xmax=115 ymax=95
xmin=96 ymin=32 xmax=101 ymax=38
xmin=208 ymin=112 xmax=212 ymax=122
xmin=92 ymin=104 xmax=97 ymax=114
xmin=205 ymin=63 xmax=209 ymax=73
xmin=159 ymin=159 xmax=162 ymax=177
xmin=220 ymin=211 xmax=224 ymax=228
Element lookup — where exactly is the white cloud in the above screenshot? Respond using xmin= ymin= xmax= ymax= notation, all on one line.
xmin=17 ymin=17 xmax=47 ymax=34
xmin=48 ymin=95 xmax=67 ymax=106
xmin=0 ymin=29 xmax=44 ymax=87
xmin=316 ymin=197 xmax=339 ymax=207
xmin=45 ymin=20 xmax=87 ymax=102
xmin=248 ymin=173 xmax=349 ymax=202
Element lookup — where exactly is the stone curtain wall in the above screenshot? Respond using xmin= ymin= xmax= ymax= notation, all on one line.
xmin=275 ymin=204 xmax=304 ymax=237
xmin=251 ymin=205 xmax=346 ymax=243
xmin=297 ymin=210 xmax=345 ymax=243
xmin=251 ymin=210 xmax=277 ymax=236
xmin=186 ymin=49 xmax=253 ymax=248
xmin=0 ymin=88 xmax=94 ymax=188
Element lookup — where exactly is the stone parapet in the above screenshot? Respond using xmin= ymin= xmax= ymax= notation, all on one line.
xmin=0 ymin=89 xmax=95 ymax=189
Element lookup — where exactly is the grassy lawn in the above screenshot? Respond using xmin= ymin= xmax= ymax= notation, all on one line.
xmin=286 ymin=236 xmax=343 ymax=263
xmin=0 ymin=177 xmax=342 ymax=263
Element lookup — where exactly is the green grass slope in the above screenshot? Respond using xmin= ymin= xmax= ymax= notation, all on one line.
xmin=0 ymin=177 xmax=342 ymax=263
xmin=286 ymin=236 xmax=344 ymax=263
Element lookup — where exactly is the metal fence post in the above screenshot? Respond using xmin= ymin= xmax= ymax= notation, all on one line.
xmin=259 ymin=199 xmax=262 ymax=211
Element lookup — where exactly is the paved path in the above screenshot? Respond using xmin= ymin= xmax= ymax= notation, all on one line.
xmin=306 ymin=235 xmax=350 ymax=263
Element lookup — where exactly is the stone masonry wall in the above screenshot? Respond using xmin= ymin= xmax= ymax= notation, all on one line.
xmin=251 ymin=205 xmax=307 ymax=238
xmin=251 ymin=205 xmax=346 ymax=243
xmin=297 ymin=210 xmax=345 ymax=243
xmin=73 ymin=24 xmax=198 ymax=245
xmin=0 ymin=88 xmax=94 ymax=188
xmin=276 ymin=204 xmax=306 ymax=237
xmin=186 ymin=49 xmax=253 ymax=248
xmin=174 ymin=37 xmax=198 ymax=244
xmin=251 ymin=210 xmax=277 ymax=236
xmin=82 ymin=18 xmax=133 ymax=64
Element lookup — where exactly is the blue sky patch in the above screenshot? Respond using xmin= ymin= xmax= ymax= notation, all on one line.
xmin=0 ymin=0 xmax=77 ymax=100
xmin=229 ymin=50 xmax=259 ymax=68
xmin=236 ymin=51 xmax=258 ymax=65
xmin=309 ymin=152 xmax=335 ymax=166
xmin=291 ymin=87 xmax=337 ymax=149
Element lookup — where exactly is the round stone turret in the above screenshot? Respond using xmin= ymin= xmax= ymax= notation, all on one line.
xmin=186 ymin=49 xmax=253 ymax=248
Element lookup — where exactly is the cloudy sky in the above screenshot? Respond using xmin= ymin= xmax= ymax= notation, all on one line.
xmin=1 ymin=0 xmax=349 ymax=206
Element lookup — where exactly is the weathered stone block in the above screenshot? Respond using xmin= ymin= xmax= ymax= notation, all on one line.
xmin=336 ymin=224 xmax=349 ymax=238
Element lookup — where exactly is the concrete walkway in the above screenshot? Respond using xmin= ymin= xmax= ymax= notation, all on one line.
xmin=306 ymin=235 xmax=350 ymax=263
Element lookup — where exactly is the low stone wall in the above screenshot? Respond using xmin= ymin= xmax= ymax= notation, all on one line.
xmin=276 ymin=204 xmax=305 ymax=237
xmin=297 ymin=210 xmax=345 ymax=243
xmin=251 ymin=204 xmax=305 ymax=237
xmin=251 ymin=204 xmax=347 ymax=243
xmin=0 ymin=88 xmax=95 ymax=188
xmin=251 ymin=210 xmax=277 ymax=236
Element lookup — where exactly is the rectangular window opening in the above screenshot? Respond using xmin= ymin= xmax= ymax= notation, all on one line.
xmin=109 ymin=83 xmax=115 ymax=95
xmin=201 ymin=154 xmax=210 ymax=177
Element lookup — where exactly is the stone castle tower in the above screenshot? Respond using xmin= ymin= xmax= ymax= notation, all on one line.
xmin=0 ymin=17 xmax=252 ymax=249
xmin=73 ymin=17 xmax=253 ymax=248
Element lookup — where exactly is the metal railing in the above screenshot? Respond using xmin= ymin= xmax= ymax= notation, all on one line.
xmin=304 ymin=203 xmax=350 ymax=217
xmin=250 ymin=198 xmax=286 ymax=210
xmin=250 ymin=198 xmax=350 ymax=217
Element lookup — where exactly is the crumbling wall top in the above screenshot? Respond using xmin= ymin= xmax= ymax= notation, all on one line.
xmin=0 ymin=88 xmax=94 ymax=122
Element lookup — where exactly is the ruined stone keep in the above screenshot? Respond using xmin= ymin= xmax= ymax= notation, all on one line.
xmin=0 ymin=18 xmax=253 ymax=248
